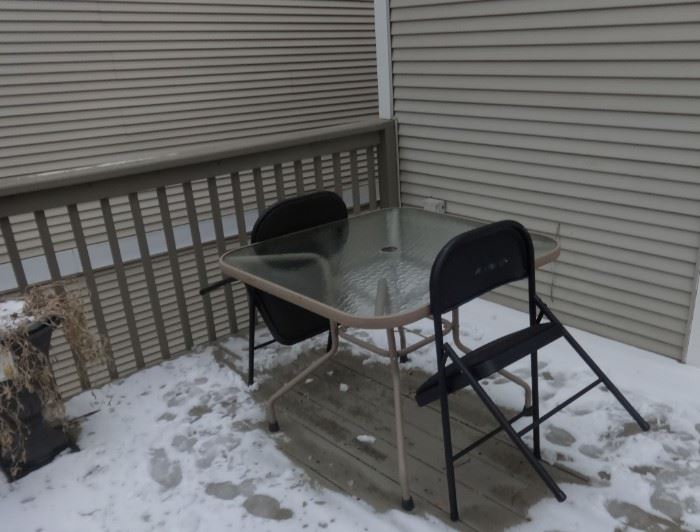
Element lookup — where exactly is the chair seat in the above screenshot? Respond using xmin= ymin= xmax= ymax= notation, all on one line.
xmin=415 ymin=322 xmax=563 ymax=407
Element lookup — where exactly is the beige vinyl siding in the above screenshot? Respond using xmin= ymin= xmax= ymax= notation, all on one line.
xmin=0 ymin=0 xmax=377 ymax=180
xmin=391 ymin=0 xmax=700 ymax=360
xmin=0 ymin=0 xmax=377 ymax=257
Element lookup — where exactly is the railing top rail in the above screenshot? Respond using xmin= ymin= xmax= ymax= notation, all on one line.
xmin=0 ymin=118 xmax=393 ymax=199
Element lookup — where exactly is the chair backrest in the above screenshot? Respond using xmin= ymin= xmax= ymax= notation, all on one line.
xmin=251 ymin=190 xmax=348 ymax=244
xmin=250 ymin=191 xmax=348 ymax=345
xmin=430 ymin=220 xmax=535 ymax=316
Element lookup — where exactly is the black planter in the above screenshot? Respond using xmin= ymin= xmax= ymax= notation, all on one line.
xmin=0 ymin=322 xmax=78 ymax=481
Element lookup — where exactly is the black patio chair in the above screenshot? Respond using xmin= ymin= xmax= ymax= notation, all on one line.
xmin=415 ymin=220 xmax=649 ymax=521
xmin=201 ymin=191 xmax=348 ymax=386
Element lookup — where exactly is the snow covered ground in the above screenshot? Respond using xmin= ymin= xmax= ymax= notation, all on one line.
xmin=1 ymin=298 xmax=700 ymax=531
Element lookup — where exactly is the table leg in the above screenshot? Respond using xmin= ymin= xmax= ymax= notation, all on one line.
xmin=266 ymin=321 xmax=339 ymax=432
xmin=397 ymin=326 xmax=408 ymax=363
xmin=386 ymin=328 xmax=414 ymax=511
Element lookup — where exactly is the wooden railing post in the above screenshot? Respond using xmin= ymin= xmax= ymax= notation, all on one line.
xmin=0 ymin=217 xmax=27 ymax=291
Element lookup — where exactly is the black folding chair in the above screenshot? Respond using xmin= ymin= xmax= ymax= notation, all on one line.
xmin=415 ymin=220 xmax=649 ymax=521
xmin=201 ymin=191 xmax=348 ymax=387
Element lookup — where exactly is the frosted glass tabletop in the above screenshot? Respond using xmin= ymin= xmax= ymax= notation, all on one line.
xmin=220 ymin=208 xmax=559 ymax=329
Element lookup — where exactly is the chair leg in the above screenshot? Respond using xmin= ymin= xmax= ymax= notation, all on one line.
xmin=439 ymin=385 xmax=459 ymax=521
xmin=247 ymin=297 xmax=256 ymax=386
xmin=565 ymin=331 xmax=650 ymax=432
xmin=436 ymin=338 xmax=459 ymax=520
xmin=531 ymin=350 xmax=541 ymax=460
xmin=448 ymin=350 xmax=566 ymax=502
xmin=535 ymin=298 xmax=650 ymax=432
xmin=398 ymin=327 xmax=408 ymax=363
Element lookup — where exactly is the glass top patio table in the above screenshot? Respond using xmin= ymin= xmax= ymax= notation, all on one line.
xmin=219 ymin=207 xmax=559 ymax=329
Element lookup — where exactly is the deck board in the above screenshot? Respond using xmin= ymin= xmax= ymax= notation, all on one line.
xmin=219 ymin=341 xmax=586 ymax=531
xmin=289 ymin=361 xmax=551 ymax=515
xmin=334 ymin=354 xmax=586 ymax=485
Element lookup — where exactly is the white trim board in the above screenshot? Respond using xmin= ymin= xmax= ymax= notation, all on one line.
xmin=374 ymin=0 xmax=393 ymax=119
xmin=685 ymin=269 xmax=700 ymax=366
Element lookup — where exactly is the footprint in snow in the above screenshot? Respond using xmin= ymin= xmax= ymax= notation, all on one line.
xmin=243 ymin=494 xmax=293 ymax=520
xmin=171 ymin=434 xmax=197 ymax=453
xmin=148 ymin=448 xmax=182 ymax=490
xmin=545 ymin=426 xmax=576 ymax=447
xmin=205 ymin=481 xmax=240 ymax=500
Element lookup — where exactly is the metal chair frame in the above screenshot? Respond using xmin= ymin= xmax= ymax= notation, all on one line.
xmin=201 ymin=191 xmax=347 ymax=386
xmin=422 ymin=221 xmax=650 ymax=521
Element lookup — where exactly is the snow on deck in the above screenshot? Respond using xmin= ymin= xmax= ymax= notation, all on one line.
xmin=0 ymin=345 xmax=450 ymax=532
xmin=1 ymin=298 xmax=700 ymax=531
xmin=0 ymin=299 xmax=26 ymax=332
xmin=345 ymin=299 xmax=700 ymax=531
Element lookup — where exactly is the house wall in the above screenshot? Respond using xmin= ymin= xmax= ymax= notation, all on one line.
xmin=687 ymin=270 xmax=700 ymax=365
xmin=0 ymin=0 xmax=378 ymax=182
xmin=389 ymin=0 xmax=700 ymax=360
xmin=0 ymin=0 xmax=379 ymax=284
xmin=0 ymin=0 xmax=380 ymax=394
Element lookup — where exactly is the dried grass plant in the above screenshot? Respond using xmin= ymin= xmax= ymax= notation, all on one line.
xmin=0 ymin=282 xmax=107 ymax=475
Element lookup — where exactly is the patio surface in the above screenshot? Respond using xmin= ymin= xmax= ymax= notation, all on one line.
xmin=216 ymin=297 xmax=700 ymax=531
xmin=216 ymin=341 xmax=586 ymax=531
xmin=2 ymin=298 xmax=698 ymax=531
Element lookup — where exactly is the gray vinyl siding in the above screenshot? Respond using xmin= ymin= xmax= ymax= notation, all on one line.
xmin=0 ymin=0 xmax=379 ymax=395
xmin=0 ymin=0 xmax=377 ymax=261
xmin=391 ymin=0 xmax=700 ymax=360
xmin=0 ymin=0 xmax=377 ymax=180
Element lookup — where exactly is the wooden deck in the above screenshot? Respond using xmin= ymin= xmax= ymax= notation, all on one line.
xmin=218 ymin=342 xmax=586 ymax=531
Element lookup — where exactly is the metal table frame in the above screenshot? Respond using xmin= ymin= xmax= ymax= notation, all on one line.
xmin=262 ymin=309 xmax=533 ymax=510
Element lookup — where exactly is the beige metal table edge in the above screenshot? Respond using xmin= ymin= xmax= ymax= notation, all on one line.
xmin=218 ymin=220 xmax=560 ymax=331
